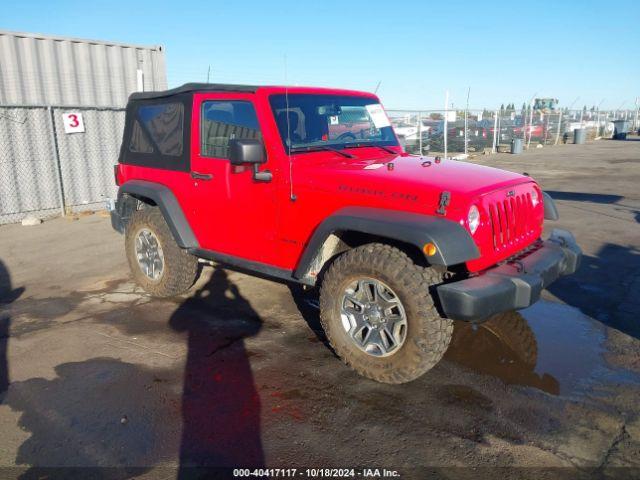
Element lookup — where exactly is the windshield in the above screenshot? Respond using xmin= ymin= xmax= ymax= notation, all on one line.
xmin=269 ymin=94 xmax=398 ymax=153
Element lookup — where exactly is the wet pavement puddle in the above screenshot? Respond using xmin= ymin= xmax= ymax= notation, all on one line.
xmin=445 ymin=300 xmax=640 ymax=396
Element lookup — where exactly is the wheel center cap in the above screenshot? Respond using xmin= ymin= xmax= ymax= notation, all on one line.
xmin=367 ymin=304 xmax=383 ymax=323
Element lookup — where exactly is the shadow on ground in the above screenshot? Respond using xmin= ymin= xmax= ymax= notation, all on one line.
xmin=546 ymin=191 xmax=625 ymax=204
xmin=0 ymin=259 xmax=24 ymax=404
xmin=169 ymin=268 xmax=264 ymax=472
xmin=3 ymin=268 xmax=264 ymax=478
xmin=548 ymin=243 xmax=640 ymax=340
xmin=546 ymin=190 xmax=640 ymax=223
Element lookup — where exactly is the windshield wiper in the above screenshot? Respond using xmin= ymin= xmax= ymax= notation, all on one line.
xmin=290 ymin=145 xmax=355 ymax=158
xmin=343 ymin=142 xmax=397 ymax=154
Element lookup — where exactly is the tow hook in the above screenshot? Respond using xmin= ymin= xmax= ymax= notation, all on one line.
xmin=508 ymin=259 xmax=526 ymax=273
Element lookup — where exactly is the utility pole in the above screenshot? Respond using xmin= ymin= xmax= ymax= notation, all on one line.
xmin=525 ymin=92 xmax=537 ymax=149
xmin=418 ymin=111 xmax=423 ymax=155
xmin=464 ymin=87 xmax=470 ymax=155
xmin=615 ymin=100 xmax=626 ymax=119
xmin=492 ymin=109 xmax=498 ymax=154
xmin=444 ymin=90 xmax=449 ymax=159
xmin=595 ymin=99 xmax=605 ymax=138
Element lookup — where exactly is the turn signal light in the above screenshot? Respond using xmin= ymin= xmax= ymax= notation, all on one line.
xmin=423 ymin=243 xmax=437 ymax=256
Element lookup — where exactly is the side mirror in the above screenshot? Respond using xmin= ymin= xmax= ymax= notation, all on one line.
xmin=228 ymin=138 xmax=272 ymax=183
xmin=228 ymin=138 xmax=266 ymax=166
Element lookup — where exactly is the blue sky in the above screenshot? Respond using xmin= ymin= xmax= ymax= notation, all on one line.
xmin=2 ymin=0 xmax=638 ymax=110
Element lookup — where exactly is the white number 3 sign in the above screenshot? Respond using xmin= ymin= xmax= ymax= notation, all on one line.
xmin=62 ymin=112 xmax=85 ymax=134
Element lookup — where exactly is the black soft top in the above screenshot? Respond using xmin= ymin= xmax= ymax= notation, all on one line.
xmin=121 ymin=83 xmax=264 ymax=172
xmin=129 ymin=83 xmax=260 ymax=101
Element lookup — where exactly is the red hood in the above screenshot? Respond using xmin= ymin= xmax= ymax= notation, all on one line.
xmin=294 ymin=151 xmax=533 ymax=215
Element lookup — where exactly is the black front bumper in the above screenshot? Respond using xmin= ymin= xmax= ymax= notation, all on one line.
xmin=437 ymin=229 xmax=582 ymax=322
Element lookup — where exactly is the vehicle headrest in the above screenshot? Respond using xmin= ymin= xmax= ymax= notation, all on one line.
xmin=277 ymin=110 xmax=299 ymax=131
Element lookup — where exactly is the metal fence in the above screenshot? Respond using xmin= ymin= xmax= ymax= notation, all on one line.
xmin=0 ymin=104 xmax=124 ymax=224
xmin=387 ymin=108 xmax=638 ymax=156
xmin=1 ymin=101 xmax=638 ymax=225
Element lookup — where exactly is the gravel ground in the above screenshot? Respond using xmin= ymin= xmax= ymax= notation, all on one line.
xmin=0 ymin=138 xmax=639 ymax=479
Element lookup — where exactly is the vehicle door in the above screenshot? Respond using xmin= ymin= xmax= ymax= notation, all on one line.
xmin=188 ymin=93 xmax=278 ymax=263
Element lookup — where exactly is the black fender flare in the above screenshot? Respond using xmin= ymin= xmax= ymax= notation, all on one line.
xmin=117 ymin=180 xmax=199 ymax=249
xmin=293 ymin=206 xmax=480 ymax=280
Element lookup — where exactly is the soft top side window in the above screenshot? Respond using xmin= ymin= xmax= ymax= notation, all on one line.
xmin=201 ymin=101 xmax=262 ymax=158
xmin=129 ymin=103 xmax=184 ymax=156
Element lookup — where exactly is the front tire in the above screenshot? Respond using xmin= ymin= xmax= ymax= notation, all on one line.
xmin=319 ymin=243 xmax=453 ymax=384
xmin=125 ymin=207 xmax=199 ymax=297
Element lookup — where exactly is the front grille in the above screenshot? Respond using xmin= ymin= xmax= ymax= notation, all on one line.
xmin=487 ymin=192 xmax=535 ymax=251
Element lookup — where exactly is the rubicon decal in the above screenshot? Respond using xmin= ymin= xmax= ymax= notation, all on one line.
xmin=338 ymin=185 xmax=418 ymax=202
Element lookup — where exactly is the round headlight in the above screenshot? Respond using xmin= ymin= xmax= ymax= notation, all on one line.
xmin=531 ymin=188 xmax=539 ymax=207
xmin=468 ymin=205 xmax=480 ymax=234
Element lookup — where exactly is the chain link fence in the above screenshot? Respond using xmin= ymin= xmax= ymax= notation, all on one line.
xmin=387 ymin=108 xmax=638 ymax=156
xmin=1 ymin=101 xmax=638 ymax=225
xmin=0 ymin=105 xmax=124 ymax=224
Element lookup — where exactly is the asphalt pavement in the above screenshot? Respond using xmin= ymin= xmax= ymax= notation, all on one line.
xmin=0 ymin=138 xmax=639 ymax=478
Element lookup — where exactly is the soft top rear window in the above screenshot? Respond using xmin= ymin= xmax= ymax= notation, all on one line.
xmin=129 ymin=102 xmax=184 ymax=156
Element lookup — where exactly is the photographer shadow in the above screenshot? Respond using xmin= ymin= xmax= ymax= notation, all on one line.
xmin=1 ymin=259 xmax=24 ymax=403
xmin=169 ymin=268 xmax=265 ymax=474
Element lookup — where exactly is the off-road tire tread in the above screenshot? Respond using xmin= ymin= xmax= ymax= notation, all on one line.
xmin=485 ymin=312 xmax=537 ymax=365
xmin=319 ymin=243 xmax=453 ymax=384
xmin=125 ymin=207 xmax=198 ymax=297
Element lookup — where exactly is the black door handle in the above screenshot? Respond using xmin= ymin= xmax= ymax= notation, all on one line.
xmin=191 ymin=171 xmax=213 ymax=181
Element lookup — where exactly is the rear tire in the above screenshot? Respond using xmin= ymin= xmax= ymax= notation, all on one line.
xmin=125 ymin=207 xmax=199 ymax=297
xmin=319 ymin=243 xmax=453 ymax=384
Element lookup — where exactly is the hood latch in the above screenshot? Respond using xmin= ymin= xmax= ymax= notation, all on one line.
xmin=436 ymin=191 xmax=451 ymax=215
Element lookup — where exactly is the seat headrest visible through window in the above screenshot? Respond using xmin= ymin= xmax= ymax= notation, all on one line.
xmin=276 ymin=110 xmax=300 ymax=144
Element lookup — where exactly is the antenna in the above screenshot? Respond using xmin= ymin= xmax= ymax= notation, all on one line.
xmin=464 ymin=87 xmax=470 ymax=155
xmin=284 ymin=54 xmax=296 ymax=201
xmin=206 ymin=65 xmax=211 ymax=83
xmin=374 ymin=80 xmax=382 ymax=94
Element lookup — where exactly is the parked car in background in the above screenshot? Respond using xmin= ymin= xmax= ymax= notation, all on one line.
xmin=391 ymin=121 xmax=419 ymax=142
xmin=391 ymin=119 xmax=438 ymax=154
xmin=487 ymin=120 xmax=545 ymax=143
xmin=427 ymin=122 xmax=490 ymax=152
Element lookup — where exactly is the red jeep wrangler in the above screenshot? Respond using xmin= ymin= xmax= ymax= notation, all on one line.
xmin=110 ymin=83 xmax=581 ymax=384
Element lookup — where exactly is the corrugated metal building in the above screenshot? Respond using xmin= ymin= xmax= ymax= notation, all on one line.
xmin=0 ymin=30 xmax=167 ymax=106
xmin=0 ymin=31 xmax=167 ymax=224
